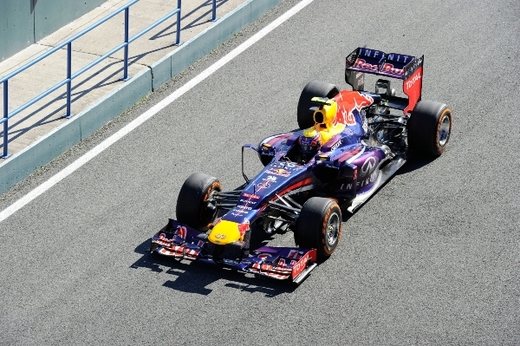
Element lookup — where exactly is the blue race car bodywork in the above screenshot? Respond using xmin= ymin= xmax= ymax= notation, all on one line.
xmin=150 ymin=48 xmax=453 ymax=284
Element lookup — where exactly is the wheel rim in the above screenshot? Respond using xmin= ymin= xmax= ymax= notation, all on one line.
xmin=438 ymin=114 xmax=451 ymax=147
xmin=325 ymin=211 xmax=341 ymax=246
xmin=202 ymin=189 xmax=219 ymax=224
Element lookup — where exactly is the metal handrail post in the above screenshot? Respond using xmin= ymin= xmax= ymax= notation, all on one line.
xmin=211 ymin=0 xmax=218 ymax=22
xmin=2 ymin=81 xmax=9 ymax=158
xmin=123 ymin=7 xmax=130 ymax=81
xmin=175 ymin=0 xmax=182 ymax=46
xmin=65 ymin=42 xmax=73 ymax=118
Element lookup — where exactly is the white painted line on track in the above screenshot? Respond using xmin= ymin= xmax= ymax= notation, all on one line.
xmin=0 ymin=0 xmax=315 ymax=223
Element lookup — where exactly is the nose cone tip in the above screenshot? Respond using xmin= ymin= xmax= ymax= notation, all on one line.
xmin=208 ymin=220 xmax=241 ymax=245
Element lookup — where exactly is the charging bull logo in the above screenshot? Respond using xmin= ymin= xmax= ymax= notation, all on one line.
xmin=256 ymin=175 xmax=277 ymax=192
xmin=335 ymin=91 xmax=374 ymax=126
xmin=174 ymin=225 xmax=187 ymax=240
xmin=238 ymin=220 xmax=250 ymax=237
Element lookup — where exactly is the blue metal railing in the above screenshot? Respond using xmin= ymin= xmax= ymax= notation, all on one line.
xmin=211 ymin=0 xmax=218 ymax=21
xmin=1 ymin=0 xmax=220 ymax=159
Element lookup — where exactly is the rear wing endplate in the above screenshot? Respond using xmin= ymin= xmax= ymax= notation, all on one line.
xmin=345 ymin=47 xmax=424 ymax=113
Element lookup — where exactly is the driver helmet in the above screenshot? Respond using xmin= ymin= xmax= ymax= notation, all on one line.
xmin=298 ymin=128 xmax=321 ymax=160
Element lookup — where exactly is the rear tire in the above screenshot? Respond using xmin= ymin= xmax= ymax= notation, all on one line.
xmin=294 ymin=197 xmax=342 ymax=260
xmin=407 ymin=100 xmax=452 ymax=157
xmin=176 ymin=173 xmax=221 ymax=231
xmin=297 ymin=81 xmax=339 ymax=129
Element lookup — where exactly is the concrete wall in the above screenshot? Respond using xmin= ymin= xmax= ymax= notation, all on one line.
xmin=0 ymin=0 xmax=107 ymax=61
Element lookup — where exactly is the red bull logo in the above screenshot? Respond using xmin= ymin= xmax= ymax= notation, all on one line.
xmin=353 ymin=58 xmax=379 ymax=72
xmin=380 ymin=62 xmax=404 ymax=76
xmin=335 ymin=91 xmax=374 ymax=126
xmin=238 ymin=219 xmax=250 ymax=237
xmin=266 ymin=168 xmax=291 ymax=177
xmin=174 ymin=225 xmax=187 ymax=239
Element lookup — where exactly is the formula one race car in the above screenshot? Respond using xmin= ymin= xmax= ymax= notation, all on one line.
xmin=150 ymin=47 xmax=452 ymax=284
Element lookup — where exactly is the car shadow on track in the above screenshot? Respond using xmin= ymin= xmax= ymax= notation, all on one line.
xmin=131 ymin=238 xmax=299 ymax=297
xmin=397 ymin=155 xmax=439 ymax=175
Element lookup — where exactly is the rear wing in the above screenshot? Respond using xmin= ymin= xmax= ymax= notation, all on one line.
xmin=345 ymin=47 xmax=424 ymax=114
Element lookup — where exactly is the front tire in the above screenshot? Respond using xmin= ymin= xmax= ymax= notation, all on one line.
xmin=176 ymin=173 xmax=221 ymax=231
xmin=297 ymin=81 xmax=339 ymax=130
xmin=407 ymin=100 xmax=452 ymax=157
xmin=294 ymin=197 xmax=342 ymax=260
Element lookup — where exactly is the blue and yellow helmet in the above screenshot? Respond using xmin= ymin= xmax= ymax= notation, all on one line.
xmin=298 ymin=128 xmax=321 ymax=157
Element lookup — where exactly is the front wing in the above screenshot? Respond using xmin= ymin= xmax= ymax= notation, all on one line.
xmin=150 ymin=219 xmax=318 ymax=284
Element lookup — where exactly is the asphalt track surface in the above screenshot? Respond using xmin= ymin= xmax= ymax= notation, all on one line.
xmin=1 ymin=0 xmax=519 ymax=344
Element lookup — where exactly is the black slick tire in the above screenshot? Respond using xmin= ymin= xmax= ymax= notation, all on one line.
xmin=297 ymin=81 xmax=339 ymax=130
xmin=407 ymin=100 xmax=453 ymax=157
xmin=176 ymin=173 xmax=221 ymax=231
xmin=294 ymin=197 xmax=342 ymax=260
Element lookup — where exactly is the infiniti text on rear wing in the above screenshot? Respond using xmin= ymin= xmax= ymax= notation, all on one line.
xmin=345 ymin=47 xmax=424 ymax=114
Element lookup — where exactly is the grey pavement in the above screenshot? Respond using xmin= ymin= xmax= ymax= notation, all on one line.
xmin=0 ymin=0 xmax=284 ymax=195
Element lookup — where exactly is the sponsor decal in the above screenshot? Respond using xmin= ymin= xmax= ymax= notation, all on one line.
xmin=157 ymin=232 xmax=171 ymax=243
xmin=252 ymin=253 xmax=272 ymax=271
xmin=235 ymin=205 xmax=252 ymax=211
xmin=231 ymin=210 xmax=246 ymax=217
xmin=238 ymin=220 xmax=250 ymax=236
xmin=257 ymin=253 xmax=271 ymax=261
xmin=403 ymin=65 xmax=423 ymax=114
xmin=380 ymin=62 xmax=404 ymax=76
xmin=358 ymin=48 xmax=385 ymax=59
xmin=278 ymin=258 xmax=287 ymax=268
xmin=242 ymin=192 xmax=260 ymax=200
xmin=330 ymin=139 xmax=343 ymax=151
xmin=340 ymin=171 xmax=379 ymax=190
xmin=386 ymin=53 xmax=414 ymax=64
xmin=278 ymin=161 xmax=304 ymax=171
xmin=174 ymin=225 xmax=187 ymax=239
xmin=405 ymin=73 xmax=422 ymax=89
xmin=266 ymin=168 xmax=291 ymax=177
xmin=256 ymin=175 xmax=277 ymax=192
xmin=359 ymin=171 xmax=379 ymax=188
xmin=350 ymin=49 xmax=416 ymax=78
xmin=277 ymin=258 xmax=287 ymax=267
xmin=291 ymin=252 xmax=311 ymax=279
xmin=353 ymin=58 xmax=379 ymax=72
xmin=287 ymin=250 xmax=303 ymax=260
xmin=361 ymin=156 xmax=378 ymax=175
xmin=340 ymin=107 xmax=355 ymax=126
xmin=335 ymin=91 xmax=373 ymax=126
